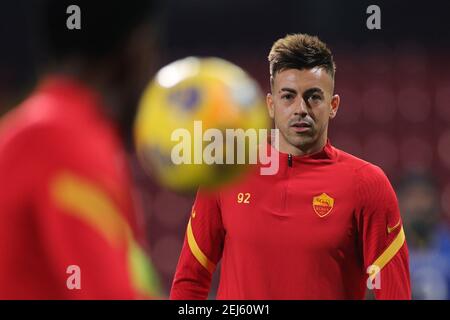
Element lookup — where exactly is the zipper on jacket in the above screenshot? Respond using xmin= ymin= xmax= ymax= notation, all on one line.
xmin=281 ymin=153 xmax=293 ymax=213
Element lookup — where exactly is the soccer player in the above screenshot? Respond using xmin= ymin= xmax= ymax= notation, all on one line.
xmin=170 ymin=34 xmax=411 ymax=299
xmin=0 ymin=1 xmax=160 ymax=299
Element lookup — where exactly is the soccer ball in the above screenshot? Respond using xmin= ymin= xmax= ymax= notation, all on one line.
xmin=134 ymin=57 xmax=269 ymax=192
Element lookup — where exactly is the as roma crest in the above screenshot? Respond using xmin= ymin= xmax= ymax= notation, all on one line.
xmin=312 ymin=193 xmax=334 ymax=218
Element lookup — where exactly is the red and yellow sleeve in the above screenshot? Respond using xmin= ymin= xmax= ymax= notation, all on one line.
xmin=170 ymin=189 xmax=225 ymax=300
xmin=0 ymin=125 xmax=159 ymax=299
xmin=356 ymin=164 xmax=411 ymax=300
xmin=41 ymin=170 xmax=160 ymax=299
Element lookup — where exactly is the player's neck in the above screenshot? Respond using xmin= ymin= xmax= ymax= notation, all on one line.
xmin=47 ymin=61 xmax=123 ymax=120
xmin=278 ymin=136 xmax=327 ymax=157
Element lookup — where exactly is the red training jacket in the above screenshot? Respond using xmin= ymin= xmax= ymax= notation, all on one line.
xmin=0 ymin=76 xmax=159 ymax=299
xmin=171 ymin=141 xmax=411 ymax=299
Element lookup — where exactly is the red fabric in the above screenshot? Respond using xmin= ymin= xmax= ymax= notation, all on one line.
xmin=0 ymin=76 xmax=142 ymax=299
xmin=170 ymin=141 xmax=411 ymax=299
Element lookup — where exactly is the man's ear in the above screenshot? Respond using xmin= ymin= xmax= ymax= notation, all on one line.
xmin=266 ymin=93 xmax=275 ymax=119
xmin=329 ymin=94 xmax=340 ymax=119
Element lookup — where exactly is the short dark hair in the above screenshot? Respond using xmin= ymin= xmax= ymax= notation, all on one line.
xmin=41 ymin=0 xmax=155 ymax=60
xmin=268 ymin=33 xmax=336 ymax=84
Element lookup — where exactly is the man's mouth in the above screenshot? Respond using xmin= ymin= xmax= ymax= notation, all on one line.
xmin=290 ymin=121 xmax=312 ymax=133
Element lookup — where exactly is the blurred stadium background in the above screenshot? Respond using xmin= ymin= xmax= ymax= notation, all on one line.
xmin=1 ymin=0 xmax=450 ymax=299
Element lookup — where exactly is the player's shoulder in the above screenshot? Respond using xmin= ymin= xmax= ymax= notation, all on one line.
xmin=2 ymin=97 xmax=71 ymax=149
xmin=0 ymin=82 xmax=110 ymax=151
xmin=0 ymin=98 xmax=109 ymax=178
xmin=334 ymin=147 xmax=389 ymax=185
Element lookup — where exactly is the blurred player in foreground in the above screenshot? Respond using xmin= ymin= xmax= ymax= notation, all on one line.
xmin=171 ymin=34 xmax=411 ymax=299
xmin=0 ymin=1 xmax=160 ymax=299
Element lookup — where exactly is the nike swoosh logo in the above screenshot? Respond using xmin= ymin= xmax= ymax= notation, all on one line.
xmin=387 ymin=220 xmax=401 ymax=234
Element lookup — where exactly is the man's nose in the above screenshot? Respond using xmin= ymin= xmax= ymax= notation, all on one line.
xmin=294 ymin=98 xmax=308 ymax=116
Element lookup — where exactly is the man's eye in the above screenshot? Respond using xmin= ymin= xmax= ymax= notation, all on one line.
xmin=309 ymin=94 xmax=322 ymax=101
xmin=282 ymin=94 xmax=294 ymax=100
